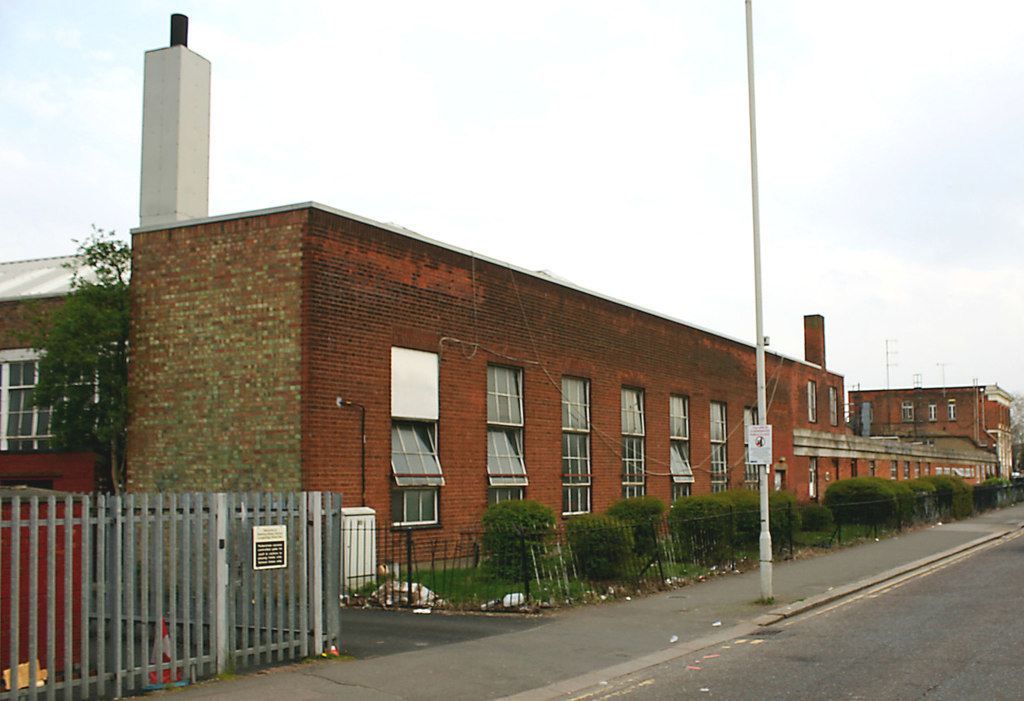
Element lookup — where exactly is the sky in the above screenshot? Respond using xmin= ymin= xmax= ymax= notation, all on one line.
xmin=2 ymin=0 xmax=1023 ymax=396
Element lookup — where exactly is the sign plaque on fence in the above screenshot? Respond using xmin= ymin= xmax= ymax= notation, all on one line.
xmin=253 ymin=524 xmax=288 ymax=570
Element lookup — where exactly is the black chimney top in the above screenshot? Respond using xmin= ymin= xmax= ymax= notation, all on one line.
xmin=170 ymin=14 xmax=188 ymax=47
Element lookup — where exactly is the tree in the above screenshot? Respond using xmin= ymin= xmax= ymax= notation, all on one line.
xmin=25 ymin=228 xmax=130 ymax=492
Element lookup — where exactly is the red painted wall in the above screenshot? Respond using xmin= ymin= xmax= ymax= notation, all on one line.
xmin=0 ymin=499 xmax=83 ymax=681
xmin=0 ymin=453 xmax=96 ymax=493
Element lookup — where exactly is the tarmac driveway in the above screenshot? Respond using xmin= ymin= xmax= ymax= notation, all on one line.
xmin=338 ymin=608 xmax=549 ymax=659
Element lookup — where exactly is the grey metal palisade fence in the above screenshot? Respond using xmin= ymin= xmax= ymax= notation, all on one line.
xmin=1 ymin=492 xmax=342 ymax=700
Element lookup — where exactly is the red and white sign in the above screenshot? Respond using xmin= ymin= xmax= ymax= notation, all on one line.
xmin=747 ymin=424 xmax=773 ymax=465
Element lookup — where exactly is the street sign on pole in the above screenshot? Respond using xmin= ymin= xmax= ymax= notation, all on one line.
xmin=747 ymin=424 xmax=772 ymax=465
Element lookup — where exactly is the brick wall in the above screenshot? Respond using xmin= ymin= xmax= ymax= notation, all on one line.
xmin=128 ymin=210 xmax=306 ymax=491
xmin=850 ymin=386 xmax=997 ymax=446
xmin=296 ymin=207 xmax=846 ymax=529
xmin=0 ymin=297 xmax=63 ymax=350
xmin=130 ymin=205 xmax=848 ymax=530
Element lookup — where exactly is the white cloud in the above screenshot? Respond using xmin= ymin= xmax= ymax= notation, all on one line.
xmin=2 ymin=0 xmax=1023 ymax=393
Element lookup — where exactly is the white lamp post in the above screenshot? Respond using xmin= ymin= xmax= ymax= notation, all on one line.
xmin=745 ymin=0 xmax=773 ymax=601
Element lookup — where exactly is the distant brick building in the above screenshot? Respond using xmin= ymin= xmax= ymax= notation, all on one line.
xmin=0 ymin=258 xmax=96 ymax=492
xmin=849 ymin=385 xmax=1012 ymax=479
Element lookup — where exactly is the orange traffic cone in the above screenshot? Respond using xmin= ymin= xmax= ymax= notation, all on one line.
xmin=149 ymin=618 xmax=182 ymax=685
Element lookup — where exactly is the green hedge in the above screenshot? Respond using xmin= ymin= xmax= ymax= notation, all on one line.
xmin=480 ymin=500 xmax=556 ymax=580
xmin=801 ymin=503 xmax=834 ymax=532
xmin=668 ymin=494 xmax=731 ymax=564
xmin=668 ymin=490 xmax=799 ymax=562
xmin=823 ymin=476 xmax=900 ymax=526
xmin=917 ymin=474 xmax=973 ymax=519
xmin=605 ymin=496 xmax=666 ymax=561
xmin=566 ymin=513 xmax=634 ymax=581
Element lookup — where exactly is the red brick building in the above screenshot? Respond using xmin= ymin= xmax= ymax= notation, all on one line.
xmin=127 ymin=203 xmax=868 ymax=532
xmin=848 ymin=385 xmax=1012 ymax=480
xmin=0 ymin=258 xmax=97 ymax=492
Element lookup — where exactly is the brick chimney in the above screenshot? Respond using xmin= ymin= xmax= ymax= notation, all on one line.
xmin=804 ymin=314 xmax=826 ymax=368
xmin=139 ymin=14 xmax=211 ymax=227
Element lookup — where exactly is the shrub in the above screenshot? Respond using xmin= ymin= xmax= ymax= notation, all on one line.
xmin=768 ymin=490 xmax=801 ymax=543
xmin=823 ymin=476 xmax=899 ymax=526
xmin=887 ymin=480 xmax=917 ymax=524
xmin=711 ymin=489 xmax=761 ymax=546
xmin=566 ymin=513 xmax=634 ymax=581
xmin=905 ymin=478 xmax=938 ymax=520
xmin=480 ymin=500 xmax=556 ymax=580
xmin=668 ymin=495 xmax=732 ymax=564
xmin=801 ymin=503 xmax=834 ymax=532
xmin=605 ymin=496 xmax=666 ymax=561
xmin=918 ymin=474 xmax=973 ymax=519
xmin=905 ymin=478 xmax=936 ymax=493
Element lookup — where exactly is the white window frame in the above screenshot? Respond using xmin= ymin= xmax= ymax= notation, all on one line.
xmin=487 ymin=366 xmax=527 ymax=494
xmin=828 ymin=387 xmax=838 ymax=426
xmin=710 ymin=401 xmax=728 ymax=493
xmin=901 ymin=400 xmax=914 ymax=422
xmin=947 ymin=399 xmax=957 ymax=420
xmin=809 ymin=456 xmax=818 ymax=499
xmin=392 ymin=487 xmax=438 ymax=527
xmin=928 ymin=402 xmax=938 ymax=422
xmin=807 ymin=381 xmax=817 ymax=423
xmin=390 ymin=348 xmax=443 ymax=526
xmin=0 ymin=350 xmax=51 ymax=452
xmin=562 ymin=377 xmax=591 ymax=515
xmin=621 ymin=387 xmax=645 ymax=498
xmin=670 ymin=394 xmax=693 ymax=489
xmin=390 ymin=421 xmax=444 ymax=486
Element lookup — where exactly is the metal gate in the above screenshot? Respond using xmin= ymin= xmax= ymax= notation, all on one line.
xmin=1 ymin=491 xmax=342 ymax=700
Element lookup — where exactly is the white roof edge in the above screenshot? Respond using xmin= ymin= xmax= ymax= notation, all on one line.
xmin=130 ymin=202 xmax=833 ymax=375
xmin=0 ymin=254 xmax=85 ymax=302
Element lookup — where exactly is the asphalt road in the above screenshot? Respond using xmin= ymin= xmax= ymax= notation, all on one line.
xmin=338 ymin=608 xmax=549 ymax=659
xmin=569 ymin=530 xmax=1024 ymax=700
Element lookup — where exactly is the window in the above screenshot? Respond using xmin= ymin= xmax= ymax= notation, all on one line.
xmin=710 ymin=401 xmax=728 ymax=493
xmin=901 ymin=401 xmax=914 ymax=422
xmin=670 ymin=395 xmax=693 ymax=500
xmin=487 ymin=366 xmax=527 ymax=501
xmin=809 ymin=456 xmax=818 ymax=499
xmin=743 ymin=407 xmax=759 ymax=490
xmin=391 ymin=422 xmax=443 ymax=486
xmin=391 ymin=348 xmax=443 ymax=525
xmin=807 ymin=381 xmax=817 ymax=422
xmin=828 ymin=387 xmax=838 ymax=426
xmin=621 ymin=387 xmax=645 ymax=498
xmin=562 ymin=377 xmax=591 ymax=515
xmin=903 ymin=461 xmax=910 ymax=480
xmin=1 ymin=354 xmax=51 ymax=452
xmin=947 ymin=399 xmax=957 ymax=421
xmin=890 ymin=460 xmax=897 ymax=480
xmin=928 ymin=402 xmax=938 ymax=422
xmin=391 ymin=489 xmax=436 ymax=526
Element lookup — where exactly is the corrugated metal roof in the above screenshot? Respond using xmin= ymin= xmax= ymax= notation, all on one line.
xmin=0 ymin=256 xmax=94 ymax=302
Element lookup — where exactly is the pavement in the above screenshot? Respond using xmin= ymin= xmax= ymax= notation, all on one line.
xmin=158 ymin=503 xmax=1024 ymax=700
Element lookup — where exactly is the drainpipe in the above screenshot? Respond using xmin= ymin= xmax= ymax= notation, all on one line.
xmin=336 ymin=398 xmax=367 ymax=506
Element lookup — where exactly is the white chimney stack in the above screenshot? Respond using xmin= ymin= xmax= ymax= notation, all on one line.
xmin=139 ymin=14 xmax=211 ymax=227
